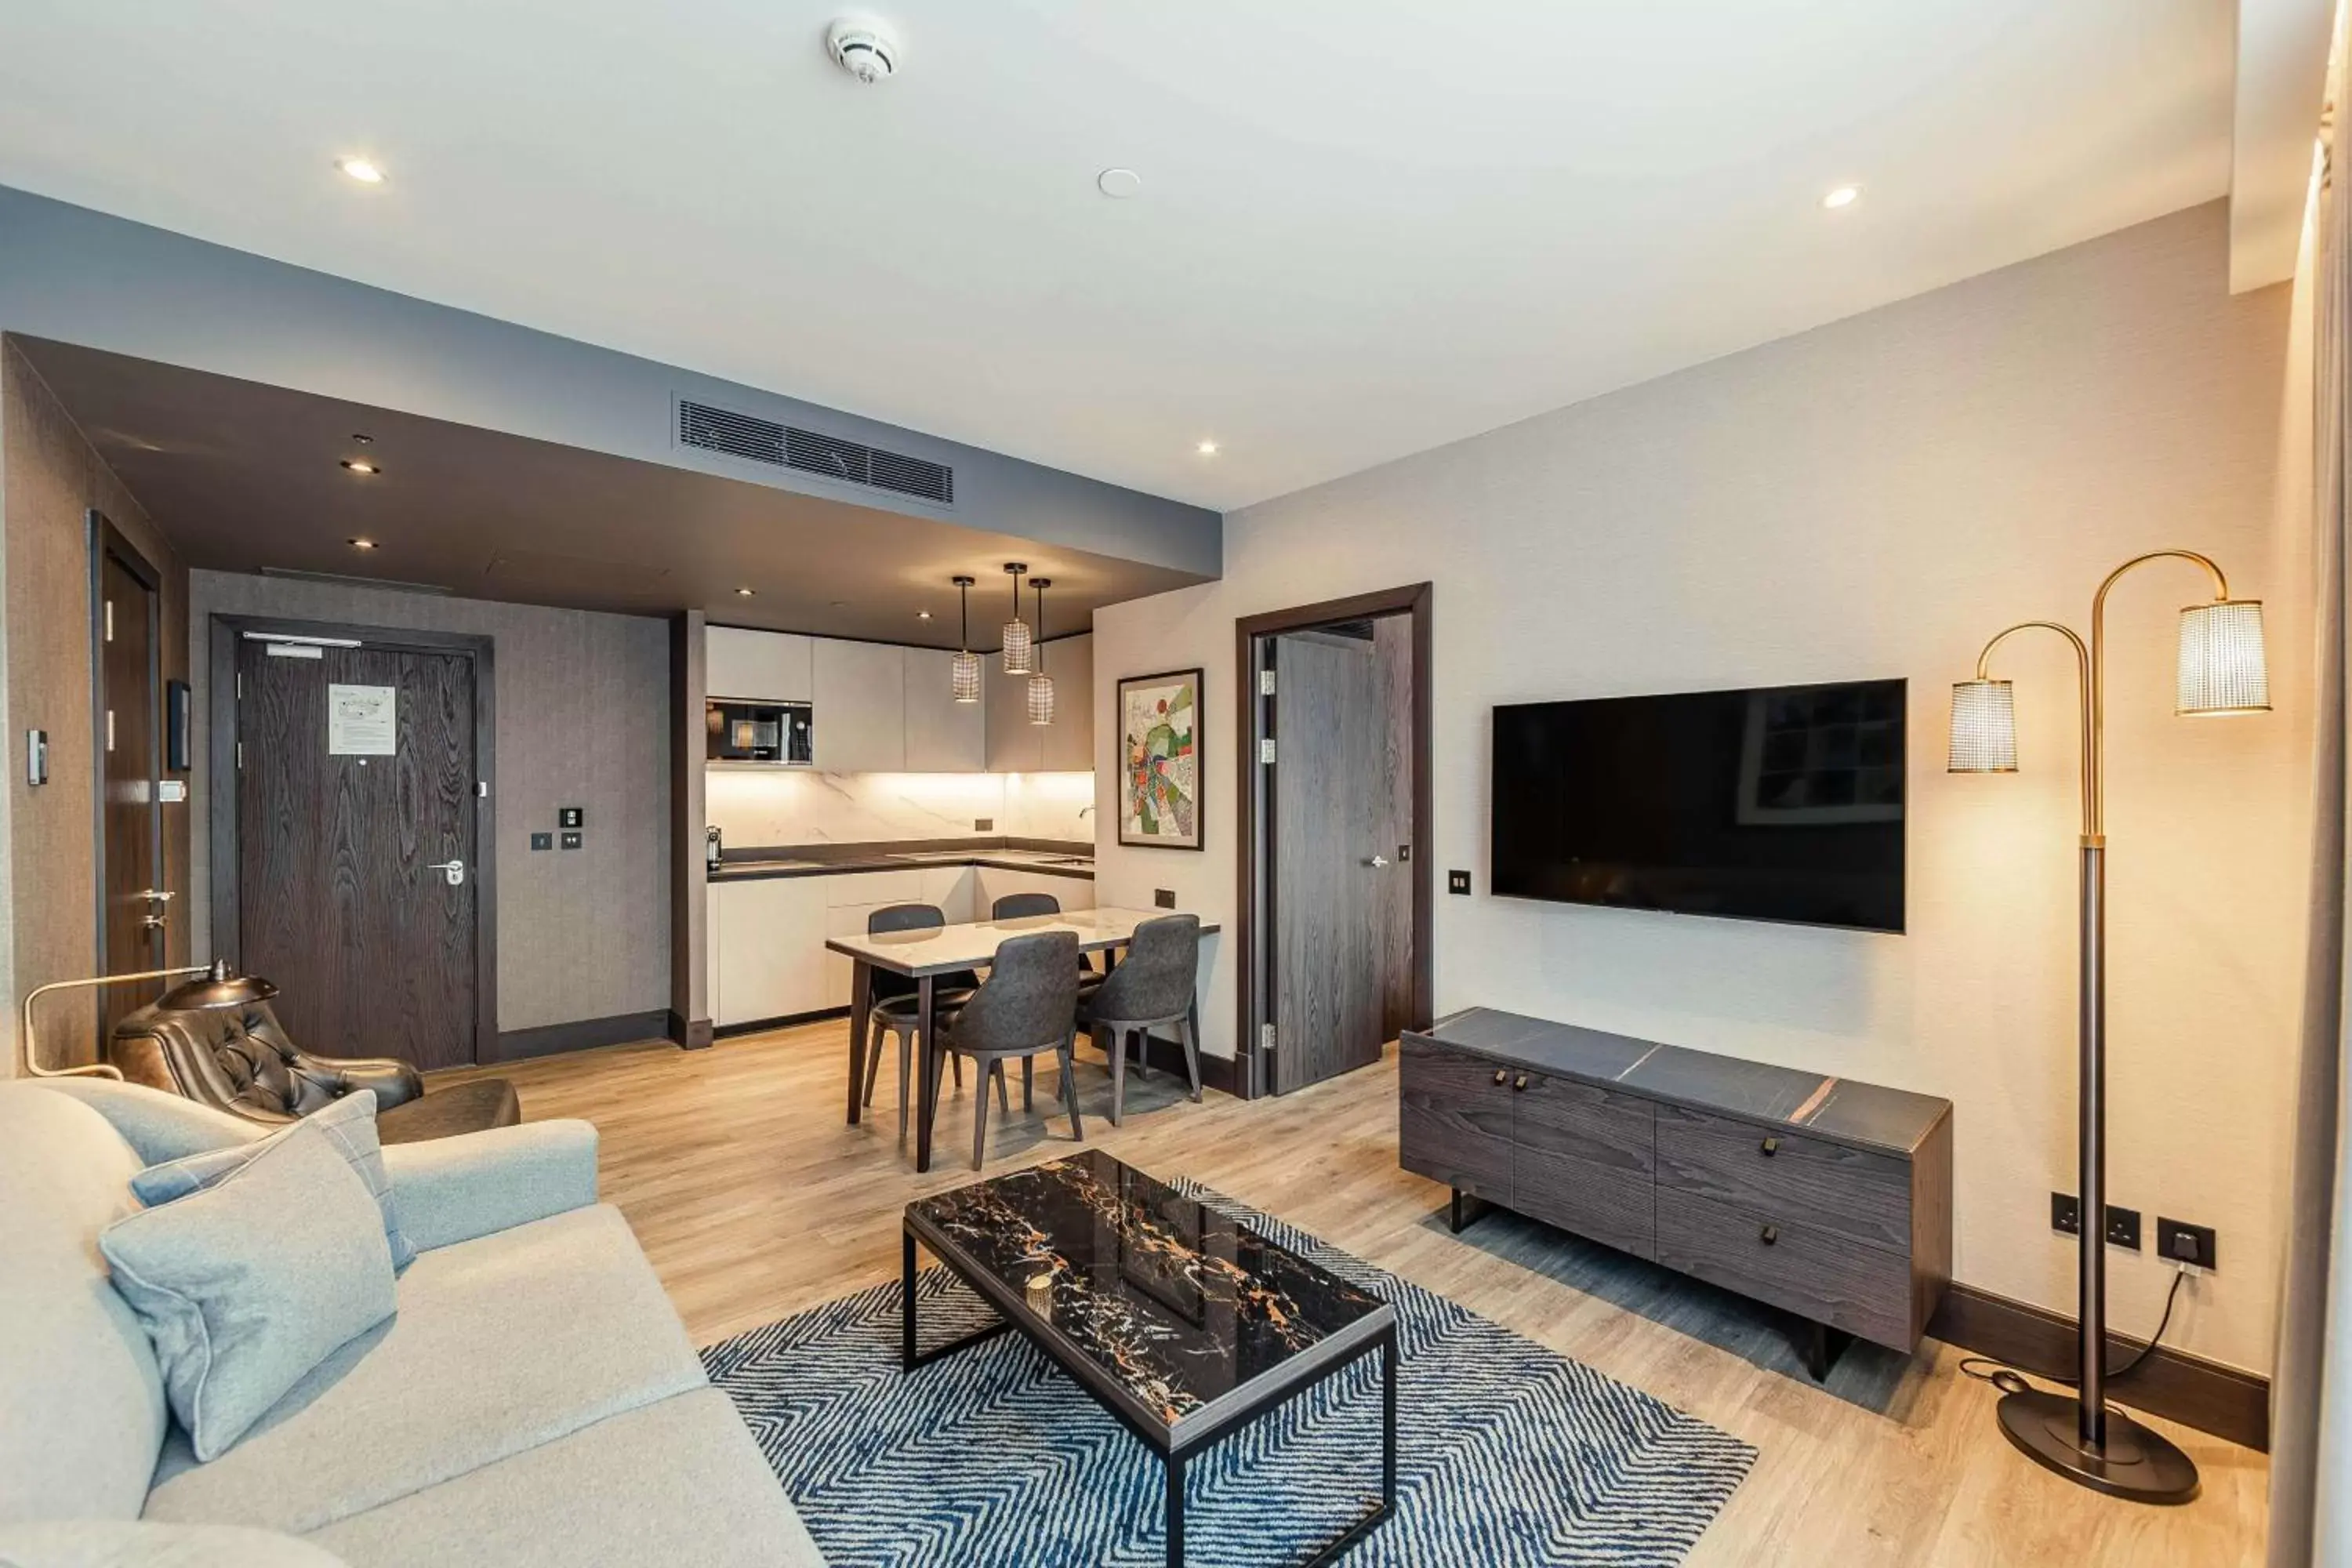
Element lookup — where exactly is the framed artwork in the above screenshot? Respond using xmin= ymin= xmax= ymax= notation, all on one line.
xmin=1117 ymin=667 xmax=1203 ymax=850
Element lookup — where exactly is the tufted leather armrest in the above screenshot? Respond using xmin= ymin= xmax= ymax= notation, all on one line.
xmin=110 ymin=998 xmax=425 ymax=1125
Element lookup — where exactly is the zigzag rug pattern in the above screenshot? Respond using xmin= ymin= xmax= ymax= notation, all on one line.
xmin=702 ymin=1182 xmax=1755 ymax=1566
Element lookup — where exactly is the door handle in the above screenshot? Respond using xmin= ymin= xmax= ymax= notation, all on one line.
xmin=1760 ymin=1225 xmax=1780 ymax=1246
xmin=1491 ymin=1069 xmax=1507 ymax=1086
xmin=1760 ymin=1137 xmax=1780 ymax=1158
xmin=138 ymin=888 xmax=176 ymax=906
xmin=426 ymin=859 xmax=466 ymax=887
xmin=1367 ymin=854 xmax=1391 ymax=869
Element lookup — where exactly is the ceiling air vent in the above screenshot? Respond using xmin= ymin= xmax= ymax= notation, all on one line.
xmin=677 ymin=400 xmax=953 ymax=505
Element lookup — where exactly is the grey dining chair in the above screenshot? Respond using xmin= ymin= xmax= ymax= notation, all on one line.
xmin=1077 ymin=914 xmax=1202 ymax=1127
xmin=860 ymin=904 xmax=980 ymax=1138
xmin=991 ymin=891 xmax=1100 ymax=980
xmin=929 ymin=930 xmax=1085 ymax=1170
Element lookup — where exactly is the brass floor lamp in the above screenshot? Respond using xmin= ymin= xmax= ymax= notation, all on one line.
xmin=18 ymin=960 xmax=278 ymax=1078
xmin=1948 ymin=549 xmax=2270 ymax=1505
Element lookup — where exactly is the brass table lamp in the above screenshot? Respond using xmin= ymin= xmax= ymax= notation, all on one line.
xmin=1949 ymin=549 xmax=2269 ymax=1505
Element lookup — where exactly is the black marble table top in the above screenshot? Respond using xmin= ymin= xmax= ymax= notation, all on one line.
xmin=1412 ymin=1007 xmax=1950 ymax=1155
xmin=905 ymin=1152 xmax=1392 ymax=1446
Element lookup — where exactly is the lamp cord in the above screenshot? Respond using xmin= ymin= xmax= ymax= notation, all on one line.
xmin=1958 ymin=1265 xmax=2187 ymax=1397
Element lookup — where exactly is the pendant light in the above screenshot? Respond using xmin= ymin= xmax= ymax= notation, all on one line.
xmin=1000 ymin=562 xmax=1033 ymax=674
xmin=949 ymin=575 xmax=980 ymax=702
xmin=1027 ymin=578 xmax=1056 ymax=725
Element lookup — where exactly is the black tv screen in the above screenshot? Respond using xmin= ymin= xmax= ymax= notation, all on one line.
xmin=1490 ymin=678 xmax=1906 ymax=933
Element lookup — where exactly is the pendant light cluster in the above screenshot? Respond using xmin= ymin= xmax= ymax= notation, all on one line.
xmin=949 ymin=575 xmax=981 ymax=703
xmin=1000 ymin=562 xmax=1033 ymax=675
xmin=1027 ymin=579 xmax=1056 ymax=726
xmin=940 ymin=564 xmax=1058 ymax=723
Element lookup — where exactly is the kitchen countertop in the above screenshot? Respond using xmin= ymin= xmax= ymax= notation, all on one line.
xmin=710 ymin=839 xmax=1095 ymax=883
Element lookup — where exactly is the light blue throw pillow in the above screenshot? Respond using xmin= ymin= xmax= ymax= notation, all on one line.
xmin=100 ymin=1116 xmax=397 ymax=1461
xmin=132 ymin=1093 xmax=415 ymax=1272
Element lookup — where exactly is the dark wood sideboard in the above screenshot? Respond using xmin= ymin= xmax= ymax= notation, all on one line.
xmin=1400 ymin=1007 xmax=1953 ymax=1377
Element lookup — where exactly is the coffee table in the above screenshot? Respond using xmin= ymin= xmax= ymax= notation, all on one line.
xmin=902 ymin=1151 xmax=1397 ymax=1566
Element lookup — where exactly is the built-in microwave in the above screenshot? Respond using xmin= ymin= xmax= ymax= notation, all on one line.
xmin=706 ymin=699 xmax=813 ymax=765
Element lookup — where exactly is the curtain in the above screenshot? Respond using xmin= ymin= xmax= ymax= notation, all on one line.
xmin=2272 ymin=18 xmax=2352 ymax=1565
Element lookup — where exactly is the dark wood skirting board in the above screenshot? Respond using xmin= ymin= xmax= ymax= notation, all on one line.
xmin=1927 ymin=1281 xmax=2270 ymax=1453
xmin=714 ymin=1005 xmax=851 ymax=1040
xmin=1134 ymin=1031 xmax=1241 ymax=1097
xmin=667 ymin=1010 xmax=715 ymax=1050
xmin=490 ymin=1009 xmax=672 ymax=1062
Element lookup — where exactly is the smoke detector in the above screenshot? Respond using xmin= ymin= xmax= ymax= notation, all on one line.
xmin=827 ymin=18 xmax=899 ymax=84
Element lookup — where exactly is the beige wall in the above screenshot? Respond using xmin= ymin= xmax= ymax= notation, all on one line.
xmin=187 ymin=571 xmax=671 ymax=1034
xmin=1091 ymin=200 xmax=2314 ymax=1374
xmin=1 ymin=339 xmax=190 ymax=1077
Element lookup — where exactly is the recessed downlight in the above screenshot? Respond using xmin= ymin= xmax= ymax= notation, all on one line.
xmin=336 ymin=157 xmax=387 ymax=186
xmin=339 ymin=459 xmax=379 ymax=475
xmin=1823 ymin=184 xmax=1861 ymax=210
xmin=1196 ymin=439 xmax=1219 ymax=456
xmin=350 ymin=432 xmax=375 ymax=444
xmin=347 ymin=537 xmax=378 ymax=550
xmin=735 ymin=586 xmax=756 ymax=597
xmin=916 ymin=609 xmax=932 ymax=620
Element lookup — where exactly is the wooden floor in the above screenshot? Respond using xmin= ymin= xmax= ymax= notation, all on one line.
xmin=448 ymin=1022 xmax=2270 ymax=1566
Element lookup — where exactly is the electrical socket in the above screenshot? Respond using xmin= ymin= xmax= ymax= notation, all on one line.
xmin=1155 ymin=888 xmax=1176 ymax=909
xmin=1448 ymin=870 xmax=1472 ymax=895
xmin=2050 ymin=1192 xmax=2143 ymax=1250
xmin=2156 ymin=1217 xmax=2218 ymax=1272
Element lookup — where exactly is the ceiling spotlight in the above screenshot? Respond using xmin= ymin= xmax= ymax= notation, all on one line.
xmin=916 ymin=609 xmax=932 ymax=620
xmin=735 ymin=586 xmax=756 ymax=597
xmin=1196 ymin=439 xmax=1219 ymax=456
xmin=336 ymin=157 xmax=387 ymax=185
xmin=1098 ymin=168 xmax=1143 ymax=200
xmin=339 ymin=459 xmax=379 ymax=475
xmin=347 ymin=537 xmax=378 ymax=550
xmin=1823 ymin=184 xmax=1861 ymax=210
xmin=350 ymin=432 xmax=375 ymax=444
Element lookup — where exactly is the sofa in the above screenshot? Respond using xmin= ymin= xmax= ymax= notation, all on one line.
xmin=0 ymin=1078 xmax=823 ymax=1566
xmin=109 ymin=997 xmax=521 ymax=1145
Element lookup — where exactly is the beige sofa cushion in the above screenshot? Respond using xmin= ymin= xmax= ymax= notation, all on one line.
xmin=305 ymin=1389 xmax=824 ymax=1568
xmin=0 ymin=1088 xmax=168 ymax=1526
xmin=143 ymin=1205 xmax=706 ymax=1535
xmin=0 ymin=1521 xmax=346 ymax=1567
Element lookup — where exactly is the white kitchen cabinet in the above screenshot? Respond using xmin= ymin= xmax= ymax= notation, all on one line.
xmin=706 ymin=626 xmax=813 ymax=702
xmin=712 ymin=876 xmax=829 ymax=1026
xmin=917 ymin=864 xmax=978 ymax=924
xmin=986 ymin=633 xmax=1093 ymax=773
xmin=972 ymin=866 xmax=1095 ymax=918
xmin=812 ymin=640 xmax=907 ymax=772
xmin=705 ymin=884 xmax=724 ymax=1023
xmin=902 ymin=648 xmax=988 ymax=771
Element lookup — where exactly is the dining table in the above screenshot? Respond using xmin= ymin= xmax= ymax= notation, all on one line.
xmin=826 ymin=906 xmax=1220 ymax=1173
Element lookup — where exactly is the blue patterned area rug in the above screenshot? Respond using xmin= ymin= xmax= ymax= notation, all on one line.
xmin=702 ymin=1183 xmax=1755 ymax=1566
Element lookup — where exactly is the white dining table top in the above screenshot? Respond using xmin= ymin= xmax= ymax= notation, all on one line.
xmin=824 ymin=906 xmax=1219 ymax=977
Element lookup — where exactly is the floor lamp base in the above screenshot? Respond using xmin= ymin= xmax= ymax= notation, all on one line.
xmin=1995 ymin=1388 xmax=2200 ymax=1505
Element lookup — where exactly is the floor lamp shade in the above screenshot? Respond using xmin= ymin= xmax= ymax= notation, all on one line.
xmin=2176 ymin=600 xmax=2269 ymax=715
xmin=1948 ymin=679 xmax=2019 ymax=773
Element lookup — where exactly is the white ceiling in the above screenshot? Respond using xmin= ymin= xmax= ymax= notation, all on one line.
xmin=0 ymin=2 xmax=2255 ymax=511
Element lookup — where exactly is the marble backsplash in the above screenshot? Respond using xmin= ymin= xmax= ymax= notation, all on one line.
xmin=705 ymin=769 xmax=1097 ymax=849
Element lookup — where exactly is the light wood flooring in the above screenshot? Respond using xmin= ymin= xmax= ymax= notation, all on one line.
xmin=446 ymin=1022 xmax=2268 ymax=1566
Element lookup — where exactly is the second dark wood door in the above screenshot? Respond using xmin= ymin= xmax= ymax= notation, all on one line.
xmin=98 ymin=544 xmax=165 ymax=1037
xmin=1270 ymin=628 xmax=1396 ymax=1092
xmin=236 ymin=640 xmax=479 ymax=1069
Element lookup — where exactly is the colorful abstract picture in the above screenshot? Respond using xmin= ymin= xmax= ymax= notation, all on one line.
xmin=1117 ymin=668 xmax=1203 ymax=850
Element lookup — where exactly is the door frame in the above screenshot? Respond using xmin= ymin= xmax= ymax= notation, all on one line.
xmin=89 ymin=510 xmax=167 ymax=1036
xmin=207 ymin=614 xmax=499 ymax=1065
xmin=1234 ymin=582 xmax=1433 ymax=1099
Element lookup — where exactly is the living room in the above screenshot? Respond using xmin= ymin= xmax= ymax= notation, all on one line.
xmin=2 ymin=5 xmax=2347 ymax=1566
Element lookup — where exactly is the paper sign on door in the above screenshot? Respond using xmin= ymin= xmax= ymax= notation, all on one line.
xmin=328 ymin=684 xmax=397 ymax=756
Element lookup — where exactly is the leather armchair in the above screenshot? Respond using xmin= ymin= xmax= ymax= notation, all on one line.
xmin=109 ymin=997 xmax=517 ymax=1144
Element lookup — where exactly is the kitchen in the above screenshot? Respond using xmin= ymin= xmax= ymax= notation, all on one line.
xmin=699 ymin=614 xmax=1101 ymax=1034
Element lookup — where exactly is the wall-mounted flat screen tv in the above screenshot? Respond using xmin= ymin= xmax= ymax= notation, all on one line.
xmin=1490 ymin=678 xmax=1905 ymax=933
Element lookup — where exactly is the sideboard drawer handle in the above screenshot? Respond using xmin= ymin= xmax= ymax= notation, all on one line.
xmin=1760 ymin=1225 xmax=1779 ymax=1246
xmin=1492 ymin=1069 xmax=1508 ymax=1086
xmin=1760 ymin=1137 xmax=1780 ymax=1157
xmin=1512 ymin=1075 xmax=1529 ymax=1092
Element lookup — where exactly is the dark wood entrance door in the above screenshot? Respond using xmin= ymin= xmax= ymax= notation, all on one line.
xmin=234 ymin=637 xmax=481 ymax=1069
xmin=1269 ymin=626 xmax=1405 ymax=1093
xmin=96 ymin=529 xmax=166 ymax=1036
